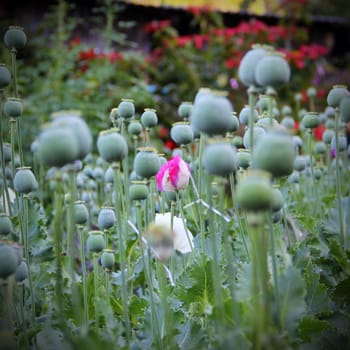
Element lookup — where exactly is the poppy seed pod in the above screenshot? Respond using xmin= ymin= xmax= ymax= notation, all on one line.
xmin=331 ymin=135 xmax=347 ymax=152
xmin=302 ymin=112 xmax=319 ymax=129
xmin=322 ymin=129 xmax=334 ymax=144
xmin=37 ymin=127 xmax=79 ymax=167
xmin=74 ymin=200 xmax=89 ymax=225
xmin=255 ymin=52 xmax=291 ymax=87
xmin=232 ymin=136 xmax=243 ymax=148
xmin=170 ymin=122 xmax=194 ymax=145
xmin=237 ymin=149 xmax=251 ymax=169
xmin=0 ymin=244 xmax=18 ymax=278
xmin=203 ymin=142 xmax=237 ymax=176
xmin=314 ymin=168 xmax=323 ymax=180
xmin=0 ymin=214 xmax=12 ymax=235
xmin=325 ymin=119 xmax=335 ymax=130
xmin=97 ymin=129 xmax=128 ymax=163
xmin=98 ymin=207 xmax=116 ymax=229
xmin=128 ymin=120 xmax=143 ymax=136
xmin=271 ymin=186 xmax=284 ymax=212
xmin=4 ymin=26 xmax=27 ymax=49
xmin=252 ymin=131 xmax=295 ymax=177
xmin=51 ymin=112 xmax=92 ymax=159
xmin=315 ymin=142 xmax=327 ymax=155
xmin=86 ymin=231 xmax=105 ymax=253
xmin=141 ymin=108 xmax=158 ymax=128
xmin=4 ymin=98 xmax=23 ymax=118
xmin=239 ymin=105 xmax=258 ymax=126
xmin=191 ymin=92 xmax=234 ymax=135
xmin=134 ymin=147 xmax=160 ymax=178
xmin=327 ymin=85 xmax=350 ymax=108
xmin=243 ymin=125 xmax=266 ymax=150
xmin=15 ymin=260 xmax=28 ymax=282
xmin=339 ymin=96 xmax=350 ymax=123
xmin=236 ymin=170 xmax=273 ymax=211
xmin=281 ymin=105 xmax=292 ymax=116
xmin=2 ymin=143 xmax=11 ymax=163
xmin=101 ymin=249 xmax=115 ymax=270
xmin=13 ymin=167 xmax=38 ymax=194
xmin=256 ymin=95 xmax=271 ymax=112
xmin=228 ymin=113 xmax=239 ymax=132
xmin=178 ymin=102 xmax=193 ymax=119
xmin=307 ymin=87 xmax=317 ymax=97
xmin=238 ymin=44 xmax=268 ymax=87
xmin=129 ymin=181 xmax=148 ymax=201
xmin=294 ymin=156 xmax=307 ymax=172
xmin=118 ymin=99 xmax=135 ymax=119
xmin=0 ymin=64 xmax=11 ymax=89
xmin=281 ymin=116 xmax=295 ymax=130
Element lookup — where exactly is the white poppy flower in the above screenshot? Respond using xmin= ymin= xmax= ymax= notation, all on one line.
xmin=155 ymin=212 xmax=193 ymax=254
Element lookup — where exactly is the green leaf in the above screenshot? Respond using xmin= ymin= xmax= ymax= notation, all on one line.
xmin=328 ymin=239 xmax=350 ymax=274
xmin=332 ymin=276 xmax=350 ymax=305
xmin=278 ymin=266 xmax=306 ymax=332
xmin=298 ymin=316 xmax=332 ymax=342
xmin=304 ymin=262 xmax=331 ymax=315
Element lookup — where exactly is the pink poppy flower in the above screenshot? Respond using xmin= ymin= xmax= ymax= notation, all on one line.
xmin=156 ymin=155 xmax=191 ymax=192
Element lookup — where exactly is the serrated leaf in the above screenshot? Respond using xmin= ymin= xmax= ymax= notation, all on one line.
xmin=298 ymin=316 xmax=332 ymax=342
xmin=328 ymin=239 xmax=350 ymax=274
xmin=278 ymin=266 xmax=306 ymax=332
xmin=304 ymin=262 xmax=331 ymax=315
xmin=332 ymin=276 xmax=350 ymax=305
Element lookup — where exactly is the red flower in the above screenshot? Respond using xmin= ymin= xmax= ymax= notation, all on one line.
xmin=109 ymin=51 xmax=123 ymax=63
xmin=176 ymin=36 xmax=192 ymax=47
xmin=144 ymin=20 xmax=171 ymax=34
xmin=313 ymin=124 xmax=325 ymax=141
xmin=225 ymin=58 xmax=239 ymax=69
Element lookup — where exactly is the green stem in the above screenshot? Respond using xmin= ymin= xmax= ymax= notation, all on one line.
xmin=93 ymin=253 xmax=100 ymax=328
xmin=23 ymin=195 xmax=36 ymax=324
xmin=307 ymin=130 xmax=319 ymax=209
xmin=0 ymin=91 xmax=12 ymax=215
xmin=248 ymin=89 xmax=257 ymax=154
xmin=197 ymin=133 xmax=206 ymax=255
xmin=334 ymin=110 xmax=346 ymax=247
xmin=78 ymin=225 xmax=89 ymax=333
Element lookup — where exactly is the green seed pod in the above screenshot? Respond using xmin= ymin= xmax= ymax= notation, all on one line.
xmin=86 ymin=231 xmax=105 ymax=253
xmin=289 ymin=172 xmax=300 ymax=184
xmin=0 ymin=214 xmax=12 ymax=235
xmin=0 ymin=64 xmax=11 ymax=89
xmin=339 ymin=96 xmax=350 ymax=123
xmin=191 ymin=92 xmax=234 ymax=136
xmin=98 ymin=207 xmax=116 ymax=229
xmin=38 ymin=126 xmax=79 ymax=167
xmin=134 ymin=147 xmax=160 ymax=178
xmin=129 ymin=181 xmax=148 ymax=201
xmin=325 ymin=106 xmax=335 ymax=118
xmin=165 ymin=190 xmax=177 ymax=202
xmin=281 ymin=116 xmax=295 ymax=130
xmin=243 ymin=125 xmax=266 ymax=150
xmin=128 ymin=120 xmax=143 ymax=136
xmin=170 ymin=122 xmax=193 ymax=145
xmin=74 ymin=200 xmax=89 ymax=225
xmin=271 ymin=186 xmax=283 ymax=212
xmin=327 ymin=85 xmax=350 ymax=108
xmin=302 ymin=112 xmax=319 ymax=129
xmin=314 ymin=168 xmax=323 ymax=180
xmin=307 ymin=87 xmax=317 ymax=97
xmin=236 ymin=170 xmax=273 ymax=211
xmin=237 ymin=149 xmax=251 ymax=169
xmin=97 ymin=129 xmax=128 ymax=162
xmin=255 ymin=52 xmax=291 ymax=87
xmin=101 ymin=249 xmax=115 ymax=270
xmin=281 ymin=105 xmax=292 ymax=116
xmin=203 ymin=142 xmax=237 ymax=176
xmin=239 ymin=105 xmax=258 ymax=126
xmin=228 ymin=113 xmax=239 ymax=132
xmin=252 ymin=131 xmax=295 ymax=177
xmin=256 ymin=95 xmax=270 ymax=112
xmin=331 ymin=135 xmax=347 ymax=152
xmin=322 ymin=129 xmax=334 ymax=144
xmin=4 ymin=26 xmax=27 ymax=49
xmin=238 ymin=44 xmax=268 ymax=87
xmin=104 ymin=167 xmax=114 ymax=183
xmin=256 ymin=117 xmax=279 ymax=128
xmin=4 ymin=98 xmax=23 ymax=118
xmin=15 ymin=260 xmax=28 ymax=282
xmin=315 ymin=142 xmax=327 ymax=154
xmin=272 ymin=210 xmax=282 ymax=223
xmin=2 ymin=143 xmax=11 ymax=163
xmin=325 ymin=119 xmax=335 ymax=130
xmin=92 ymin=167 xmax=104 ymax=181
xmin=178 ymin=102 xmax=193 ymax=119
xmin=118 ymin=99 xmax=135 ymax=119
xmin=141 ymin=108 xmax=158 ymax=128
xmin=294 ymin=156 xmax=307 ymax=172
xmin=0 ymin=244 xmax=18 ymax=278
xmin=13 ymin=167 xmax=38 ymax=194
xmin=50 ymin=112 xmax=92 ymax=159
xmin=232 ymin=136 xmax=243 ymax=147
